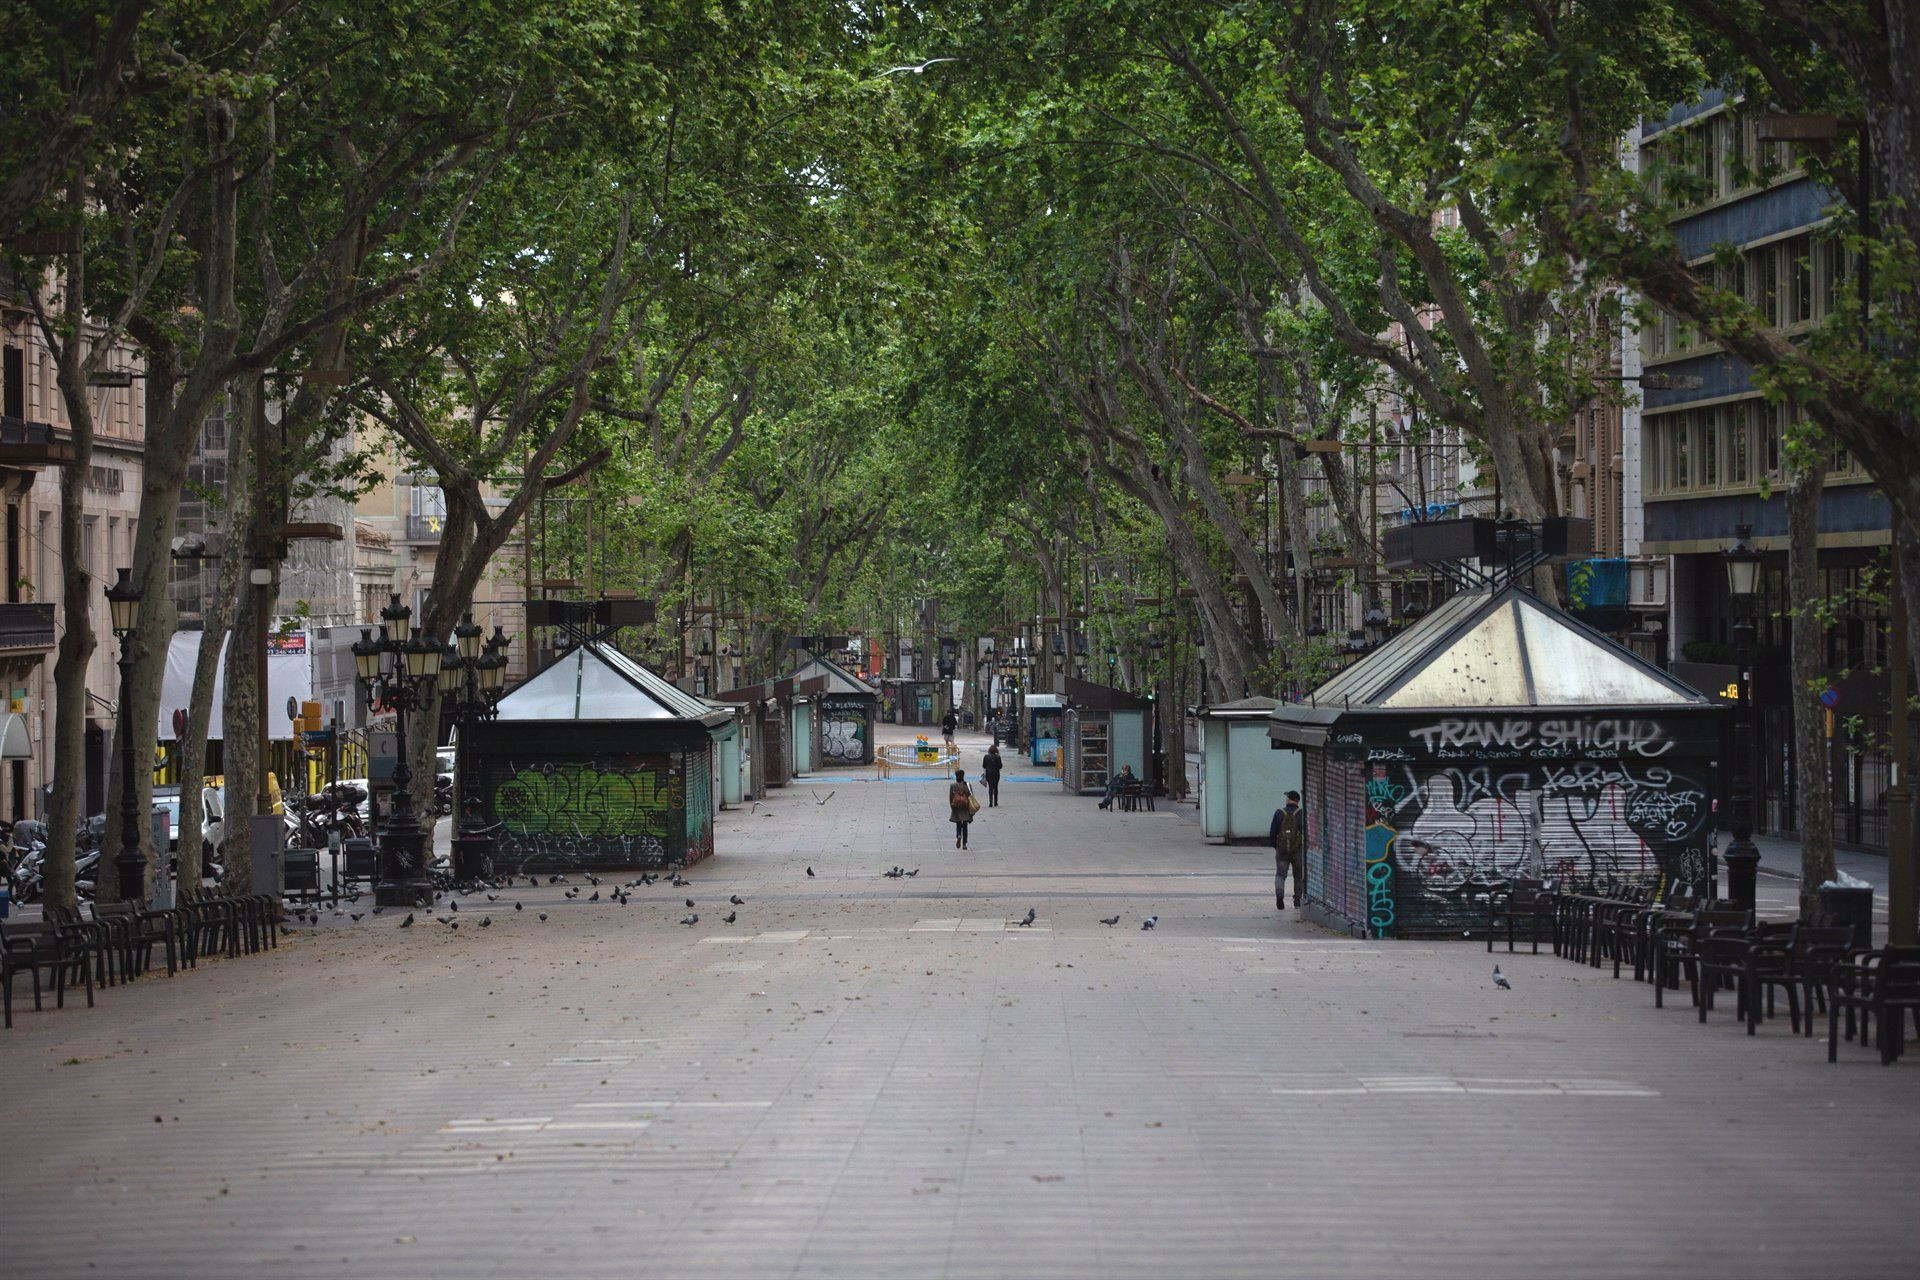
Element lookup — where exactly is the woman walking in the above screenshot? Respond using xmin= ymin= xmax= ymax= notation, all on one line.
xmin=982 ymin=743 xmax=1003 ymax=807
xmin=949 ymin=768 xmax=977 ymax=849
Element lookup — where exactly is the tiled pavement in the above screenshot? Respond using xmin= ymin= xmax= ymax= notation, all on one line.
xmin=2 ymin=727 xmax=1915 ymax=1279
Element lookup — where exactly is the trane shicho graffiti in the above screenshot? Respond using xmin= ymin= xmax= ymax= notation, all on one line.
xmin=1345 ymin=714 xmax=1715 ymax=937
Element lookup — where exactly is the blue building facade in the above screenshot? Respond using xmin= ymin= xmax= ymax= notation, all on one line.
xmin=1628 ymin=93 xmax=1897 ymax=849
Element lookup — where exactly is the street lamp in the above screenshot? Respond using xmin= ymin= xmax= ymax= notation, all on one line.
xmin=1721 ymin=524 xmax=1764 ymax=907
xmin=104 ymin=568 xmax=145 ymax=902
xmin=442 ymin=617 xmax=512 ymax=881
xmin=1363 ymin=600 xmax=1391 ymax=648
xmin=353 ymin=595 xmax=443 ymax=907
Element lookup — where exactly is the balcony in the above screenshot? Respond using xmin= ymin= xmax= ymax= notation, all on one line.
xmin=0 ymin=602 xmax=55 ymax=662
xmin=0 ymin=414 xmax=76 ymax=469
xmin=404 ymin=512 xmax=444 ymax=543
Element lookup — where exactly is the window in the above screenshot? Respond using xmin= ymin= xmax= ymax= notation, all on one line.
xmin=1669 ymin=417 xmax=1689 ymax=490
xmin=1790 ymin=242 xmax=1813 ymax=324
xmin=202 ymin=399 xmax=228 ymax=451
xmin=1749 ymin=245 xmax=1781 ymax=326
xmin=1728 ymin=405 xmax=1751 ymax=486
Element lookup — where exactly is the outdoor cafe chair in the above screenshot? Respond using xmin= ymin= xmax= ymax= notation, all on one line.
xmin=0 ymin=917 xmax=93 ymax=1012
xmin=43 ymin=904 xmax=120 ymax=989
xmin=1486 ymin=878 xmax=1554 ymax=954
xmin=1828 ymin=949 xmax=1920 ymax=1065
xmin=90 ymin=899 xmax=180 ymax=979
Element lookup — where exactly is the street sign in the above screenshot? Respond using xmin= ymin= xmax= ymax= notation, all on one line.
xmin=1819 ymin=687 xmax=1841 ymax=709
xmin=303 ymin=728 xmax=335 ymax=747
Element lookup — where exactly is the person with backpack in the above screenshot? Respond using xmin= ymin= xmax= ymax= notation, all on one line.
xmin=981 ymin=743 xmax=1004 ymax=807
xmin=949 ymin=768 xmax=977 ymax=849
xmin=1270 ymin=790 xmax=1305 ymax=911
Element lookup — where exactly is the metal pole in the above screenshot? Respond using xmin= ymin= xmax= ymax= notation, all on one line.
xmin=114 ymin=642 xmax=144 ymax=902
xmin=1888 ymin=557 xmax=1913 ymax=944
xmin=1723 ymin=617 xmax=1760 ymax=907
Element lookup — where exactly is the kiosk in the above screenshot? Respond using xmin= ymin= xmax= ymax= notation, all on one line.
xmin=1024 ymin=692 xmax=1066 ymax=767
xmin=1059 ymin=678 xmax=1151 ymax=795
xmin=792 ymin=655 xmax=880 ymax=766
xmin=467 ymin=640 xmax=733 ymax=870
xmin=1199 ymin=696 xmax=1302 ymax=840
xmin=1269 ymin=585 xmax=1723 ymax=938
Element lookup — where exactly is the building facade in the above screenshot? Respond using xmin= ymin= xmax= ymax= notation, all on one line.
xmin=1628 ymin=91 xmax=1898 ymax=850
xmin=1 ymin=279 xmax=148 ymax=820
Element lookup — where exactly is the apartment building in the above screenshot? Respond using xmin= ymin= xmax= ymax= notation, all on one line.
xmin=1628 ymin=90 xmax=1898 ymax=849
xmin=1 ymin=279 xmax=149 ymax=820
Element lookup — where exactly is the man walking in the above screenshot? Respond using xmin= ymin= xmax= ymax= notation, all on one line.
xmin=982 ymin=743 xmax=1003 ymax=807
xmin=941 ymin=707 xmax=959 ymax=749
xmin=1270 ymin=790 xmax=1305 ymax=912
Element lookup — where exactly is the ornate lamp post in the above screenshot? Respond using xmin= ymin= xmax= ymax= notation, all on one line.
xmin=104 ymin=568 xmax=145 ymax=902
xmin=1721 ymin=524 xmax=1764 ymax=907
xmin=352 ymin=594 xmax=443 ymax=907
xmin=441 ymin=614 xmax=511 ymax=882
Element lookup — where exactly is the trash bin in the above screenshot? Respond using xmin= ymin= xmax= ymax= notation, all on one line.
xmin=452 ymin=828 xmax=496 ymax=883
xmin=1817 ymin=882 xmax=1875 ymax=952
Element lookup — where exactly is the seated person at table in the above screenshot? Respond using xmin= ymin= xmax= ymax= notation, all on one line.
xmin=1098 ymin=765 xmax=1135 ymax=810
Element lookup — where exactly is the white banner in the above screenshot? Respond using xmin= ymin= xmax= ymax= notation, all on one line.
xmin=156 ymin=631 xmax=315 ymax=741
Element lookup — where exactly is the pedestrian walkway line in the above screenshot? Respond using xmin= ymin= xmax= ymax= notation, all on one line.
xmin=442 ymin=1118 xmax=654 ymax=1134
xmin=573 ymin=1100 xmax=774 ymax=1110
xmin=1272 ymin=1076 xmax=1660 ymax=1098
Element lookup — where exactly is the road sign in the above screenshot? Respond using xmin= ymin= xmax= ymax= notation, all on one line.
xmin=1819 ymin=687 xmax=1841 ymax=709
xmin=302 ymin=728 xmax=335 ymax=747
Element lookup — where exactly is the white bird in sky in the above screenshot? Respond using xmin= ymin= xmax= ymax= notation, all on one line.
xmin=880 ymin=57 xmax=958 ymax=76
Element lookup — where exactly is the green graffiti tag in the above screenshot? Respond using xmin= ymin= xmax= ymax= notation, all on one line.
xmin=492 ymin=760 xmax=674 ymax=841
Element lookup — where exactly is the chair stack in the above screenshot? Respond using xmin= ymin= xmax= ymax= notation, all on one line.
xmin=0 ymin=887 xmax=279 ymax=1031
xmin=1484 ymin=871 xmax=1918 ymax=1067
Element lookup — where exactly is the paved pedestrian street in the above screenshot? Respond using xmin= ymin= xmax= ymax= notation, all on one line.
xmin=2 ymin=731 xmax=1915 ymax=1279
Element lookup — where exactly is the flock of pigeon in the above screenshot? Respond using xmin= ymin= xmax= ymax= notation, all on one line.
xmin=291 ymin=862 xmax=1182 ymax=938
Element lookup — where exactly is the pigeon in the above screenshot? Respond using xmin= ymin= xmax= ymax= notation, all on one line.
xmin=1493 ymin=966 xmax=1511 ymax=990
xmin=729 ymin=895 xmax=745 ymax=906
xmin=1018 ymin=908 xmax=1036 ymax=927
xmin=515 ymin=902 xmax=523 ymax=911
xmin=680 ymin=913 xmax=699 ymax=926
xmin=1099 ymin=916 xmax=1119 ymax=927
xmin=586 ymin=874 xmax=600 ymax=886
xmin=438 ymin=916 xmax=451 ymax=925
xmin=880 ymin=56 xmax=959 ymax=76
xmin=350 ymin=913 xmax=364 ymax=922
xmin=538 ymin=912 xmax=548 ymax=921
xmin=806 ymin=867 xmax=815 ymax=878
xmin=723 ymin=911 xmax=737 ymax=924
xmin=399 ymin=913 xmax=414 ymax=928
xmin=1141 ymin=916 xmax=1157 ymax=930
xmin=449 ymin=900 xmax=457 ymax=912
xmin=906 ymin=869 xmax=919 ymax=877
xmin=479 ymin=916 xmax=492 ymax=928
xmin=449 ymin=920 xmax=459 ymax=930
xmin=685 ymin=898 xmax=696 ymax=909
xmin=589 ymin=891 xmax=600 ymax=902
xmin=486 ymin=894 xmax=498 ymax=902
